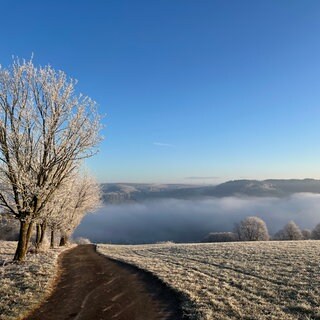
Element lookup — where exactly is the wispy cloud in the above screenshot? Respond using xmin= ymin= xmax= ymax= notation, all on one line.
xmin=186 ymin=176 xmax=220 ymax=180
xmin=153 ymin=142 xmax=175 ymax=147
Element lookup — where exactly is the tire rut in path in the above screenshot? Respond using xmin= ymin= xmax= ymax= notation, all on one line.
xmin=25 ymin=245 xmax=185 ymax=320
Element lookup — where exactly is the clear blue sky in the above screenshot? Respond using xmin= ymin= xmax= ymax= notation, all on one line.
xmin=1 ymin=1 xmax=320 ymax=183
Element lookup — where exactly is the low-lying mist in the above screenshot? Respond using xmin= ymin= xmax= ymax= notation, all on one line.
xmin=74 ymin=193 xmax=320 ymax=244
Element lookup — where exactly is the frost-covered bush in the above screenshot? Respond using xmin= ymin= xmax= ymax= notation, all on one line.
xmin=155 ymin=241 xmax=175 ymax=245
xmin=202 ymin=232 xmax=236 ymax=243
xmin=234 ymin=216 xmax=269 ymax=241
xmin=274 ymin=221 xmax=303 ymax=240
xmin=74 ymin=237 xmax=91 ymax=245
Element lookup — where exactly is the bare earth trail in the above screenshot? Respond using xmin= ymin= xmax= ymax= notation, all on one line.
xmin=25 ymin=245 xmax=185 ymax=320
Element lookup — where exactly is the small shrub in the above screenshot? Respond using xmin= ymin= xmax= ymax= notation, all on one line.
xmin=155 ymin=241 xmax=175 ymax=245
xmin=202 ymin=232 xmax=236 ymax=243
xmin=74 ymin=237 xmax=91 ymax=245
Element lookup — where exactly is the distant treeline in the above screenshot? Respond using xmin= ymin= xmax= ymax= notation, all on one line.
xmin=202 ymin=216 xmax=320 ymax=243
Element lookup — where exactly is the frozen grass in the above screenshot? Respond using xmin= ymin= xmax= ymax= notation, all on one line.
xmin=0 ymin=241 xmax=74 ymax=320
xmin=98 ymin=241 xmax=320 ymax=320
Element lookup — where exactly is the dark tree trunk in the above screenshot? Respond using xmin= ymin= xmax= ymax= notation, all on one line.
xmin=35 ymin=224 xmax=40 ymax=244
xmin=14 ymin=220 xmax=32 ymax=261
xmin=35 ymin=224 xmax=41 ymax=250
xmin=50 ymin=228 xmax=55 ymax=249
xmin=25 ymin=222 xmax=34 ymax=252
xmin=59 ymin=235 xmax=68 ymax=246
xmin=38 ymin=221 xmax=47 ymax=246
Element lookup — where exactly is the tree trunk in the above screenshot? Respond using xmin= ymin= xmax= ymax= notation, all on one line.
xmin=14 ymin=221 xmax=31 ymax=261
xmin=38 ymin=221 xmax=47 ymax=246
xmin=35 ymin=224 xmax=40 ymax=244
xmin=35 ymin=224 xmax=41 ymax=251
xmin=59 ymin=235 xmax=68 ymax=246
xmin=25 ymin=221 xmax=34 ymax=252
xmin=50 ymin=228 xmax=55 ymax=249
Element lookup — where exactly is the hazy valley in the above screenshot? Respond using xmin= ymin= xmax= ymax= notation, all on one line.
xmin=74 ymin=179 xmax=320 ymax=244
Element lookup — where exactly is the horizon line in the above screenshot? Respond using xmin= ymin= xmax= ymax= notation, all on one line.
xmin=99 ymin=177 xmax=319 ymax=184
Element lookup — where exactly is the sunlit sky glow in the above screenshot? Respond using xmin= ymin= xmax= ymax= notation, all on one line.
xmin=1 ymin=1 xmax=320 ymax=183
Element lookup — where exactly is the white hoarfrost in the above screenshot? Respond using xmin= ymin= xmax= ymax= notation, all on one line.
xmin=44 ymin=172 xmax=101 ymax=245
xmin=0 ymin=241 xmax=74 ymax=320
xmin=0 ymin=58 xmax=101 ymax=260
xmin=98 ymin=241 xmax=320 ymax=320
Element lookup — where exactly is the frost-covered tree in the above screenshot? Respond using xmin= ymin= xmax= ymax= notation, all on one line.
xmin=234 ymin=216 xmax=269 ymax=241
xmin=0 ymin=58 xmax=101 ymax=260
xmin=42 ymin=176 xmax=73 ymax=248
xmin=42 ymin=172 xmax=101 ymax=248
xmin=58 ymin=173 xmax=101 ymax=246
xmin=37 ymin=171 xmax=101 ymax=248
xmin=311 ymin=223 xmax=320 ymax=240
xmin=274 ymin=221 xmax=303 ymax=240
xmin=34 ymin=219 xmax=48 ymax=251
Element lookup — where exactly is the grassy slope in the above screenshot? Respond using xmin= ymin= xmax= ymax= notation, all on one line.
xmin=0 ymin=241 xmax=73 ymax=320
xmin=98 ymin=241 xmax=320 ymax=320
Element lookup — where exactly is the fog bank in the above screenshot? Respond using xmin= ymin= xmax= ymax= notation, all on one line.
xmin=74 ymin=193 xmax=320 ymax=243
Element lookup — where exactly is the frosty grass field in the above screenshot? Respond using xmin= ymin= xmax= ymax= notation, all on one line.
xmin=98 ymin=241 xmax=320 ymax=320
xmin=0 ymin=241 xmax=72 ymax=320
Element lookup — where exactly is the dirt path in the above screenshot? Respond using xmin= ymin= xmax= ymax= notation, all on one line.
xmin=24 ymin=245 xmax=184 ymax=320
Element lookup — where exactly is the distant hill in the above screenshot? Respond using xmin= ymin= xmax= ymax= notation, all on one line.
xmin=101 ymin=179 xmax=320 ymax=204
xmin=101 ymin=183 xmax=198 ymax=204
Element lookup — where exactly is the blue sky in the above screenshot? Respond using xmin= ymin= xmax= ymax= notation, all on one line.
xmin=1 ymin=1 xmax=320 ymax=183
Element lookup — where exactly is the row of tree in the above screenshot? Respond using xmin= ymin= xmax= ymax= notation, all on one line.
xmin=0 ymin=173 xmax=100 ymax=247
xmin=34 ymin=172 xmax=100 ymax=250
xmin=0 ymin=58 xmax=102 ymax=260
xmin=203 ymin=216 xmax=320 ymax=242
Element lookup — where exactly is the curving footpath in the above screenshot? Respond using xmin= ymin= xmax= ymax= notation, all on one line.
xmin=25 ymin=245 xmax=184 ymax=320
